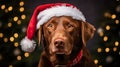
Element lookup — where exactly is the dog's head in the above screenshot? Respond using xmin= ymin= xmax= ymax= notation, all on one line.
xmin=37 ymin=16 xmax=95 ymax=56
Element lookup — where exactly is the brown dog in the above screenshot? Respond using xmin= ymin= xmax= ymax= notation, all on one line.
xmin=20 ymin=3 xmax=97 ymax=67
xmin=37 ymin=16 xmax=97 ymax=67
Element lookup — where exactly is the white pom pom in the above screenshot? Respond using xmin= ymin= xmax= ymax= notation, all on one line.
xmin=20 ymin=37 xmax=36 ymax=52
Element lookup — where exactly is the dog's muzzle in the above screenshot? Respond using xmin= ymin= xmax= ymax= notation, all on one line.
xmin=54 ymin=38 xmax=65 ymax=54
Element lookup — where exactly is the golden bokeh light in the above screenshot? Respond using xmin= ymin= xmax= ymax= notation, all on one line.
xmin=4 ymin=38 xmax=8 ymax=42
xmin=24 ymin=52 xmax=29 ymax=57
xmin=94 ymin=59 xmax=98 ymax=64
xmin=0 ymin=33 xmax=3 ymax=38
xmin=115 ymin=41 xmax=119 ymax=46
xmin=103 ymin=36 xmax=108 ymax=42
xmin=13 ymin=16 xmax=18 ymax=22
xmin=105 ymin=48 xmax=110 ymax=52
xmin=17 ymin=20 xmax=21 ymax=25
xmin=1 ymin=5 xmax=5 ymax=10
xmin=19 ymin=1 xmax=24 ymax=6
xmin=19 ymin=7 xmax=24 ymax=12
xmin=97 ymin=48 xmax=102 ymax=53
xmin=8 ymin=6 xmax=13 ymax=11
xmin=10 ymin=37 xmax=14 ymax=42
xmin=14 ymin=33 xmax=18 ymax=38
xmin=99 ymin=31 xmax=104 ymax=37
xmin=5 ymin=9 xmax=8 ymax=13
xmin=9 ymin=65 xmax=13 ymax=67
xmin=115 ymin=20 xmax=119 ymax=24
xmin=98 ymin=65 xmax=103 ymax=67
xmin=113 ymin=47 xmax=117 ymax=52
xmin=8 ymin=22 xmax=12 ymax=27
xmin=104 ymin=12 xmax=111 ymax=18
xmin=17 ymin=55 xmax=22 ymax=60
xmin=14 ymin=42 xmax=19 ymax=47
xmin=111 ymin=14 xmax=116 ymax=19
xmin=21 ymin=14 xmax=26 ymax=19
xmin=106 ymin=25 xmax=110 ymax=30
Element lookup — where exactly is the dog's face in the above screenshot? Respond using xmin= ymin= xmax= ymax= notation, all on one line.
xmin=38 ymin=16 xmax=95 ymax=56
xmin=43 ymin=16 xmax=81 ymax=55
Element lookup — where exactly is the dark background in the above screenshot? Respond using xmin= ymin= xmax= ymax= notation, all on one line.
xmin=0 ymin=0 xmax=120 ymax=67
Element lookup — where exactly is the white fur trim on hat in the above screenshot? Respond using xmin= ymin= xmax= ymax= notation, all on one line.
xmin=20 ymin=37 xmax=36 ymax=52
xmin=36 ymin=6 xmax=86 ymax=29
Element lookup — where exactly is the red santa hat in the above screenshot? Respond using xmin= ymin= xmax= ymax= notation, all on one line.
xmin=20 ymin=3 xmax=86 ymax=52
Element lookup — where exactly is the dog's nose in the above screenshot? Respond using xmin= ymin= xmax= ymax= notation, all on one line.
xmin=54 ymin=39 xmax=64 ymax=49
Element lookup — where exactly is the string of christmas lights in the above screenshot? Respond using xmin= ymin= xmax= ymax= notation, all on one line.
xmin=94 ymin=0 xmax=120 ymax=67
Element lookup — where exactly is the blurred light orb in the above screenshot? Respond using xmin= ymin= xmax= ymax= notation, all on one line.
xmin=8 ymin=22 xmax=12 ymax=27
xmin=106 ymin=25 xmax=110 ymax=30
xmin=98 ymin=65 xmax=102 ymax=67
xmin=1 ymin=5 xmax=5 ymax=10
xmin=104 ymin=12 xmax=111 ymax=18
xmin=22 ymin=27 xmax=26 ymax=32
xmin=113 ymin=47 xmax=117 ymax=52
xmin=115 ymin=20 xmax=119 ymax=24
xmin=115 ymin=41 xmax=119 ymax=46
xmin=103 ymin=36 xmax=108 ymax=42
xmin=9 ymin=65 xmax=13 ymax=67
xmin=19 ymin=1 xmax=24 ymax=6
xmin=97 ymin=48 xmax=102 ymax=53
xmin=14 ymin=33 xmax=18 ymax=38
xmin=17 ymin=20 xmax=21 ymax=25
xmin=94 ymin=59 xmax=98 ymax=64
xmin=97 ymin=28 xmax=103 ymax=33
xmin=24 ymin=52 xmax=29 ymax=57
xmin=8 ymin=6 xmax=13 ymax=11
xmin=111 ymin=14 xmax=116 ymax=19
xmin=14 ymin=42 xmax=19 ymax=47
xmin=17 ymin=56 xmax=22 ymax=60
xmin=106 ymin=56 xmax=113 ymax=63
xmin=10 ymin=37 xmax=14 ymax=42
xmin=21 ymin=14 xmax=26 ymax=19
xmin=5 ymin=9 xmax=8 ymax=13
xmin=0 ymin=33 xmax=3 ymax=38
xmin=13 ymin=16 xmax=18 ymax=22
xmin=4 ymin=38 xmax=8 ymax=42
xmin=105 ymin=48 xmax=110 ymax=52
xmin=14 ymin=48 xmax=21 ymax=56
xmin=19 ymin=7 xmax=24 ymax=12
xmin=116 ymin=5 xmax=120 ymax=12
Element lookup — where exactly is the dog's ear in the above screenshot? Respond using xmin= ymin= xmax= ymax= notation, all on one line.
xmin=37 ymin=26 xmax=42 ymax=46
xmin=81 ymin=22 xmax=96 ymax=46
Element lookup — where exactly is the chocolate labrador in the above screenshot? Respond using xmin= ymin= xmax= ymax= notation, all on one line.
xmin=37 ymin=16 xmax=97 ymax=67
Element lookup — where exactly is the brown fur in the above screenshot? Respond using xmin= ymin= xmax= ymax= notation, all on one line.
xmin=37 ymin=16 xmax=97 ymax=67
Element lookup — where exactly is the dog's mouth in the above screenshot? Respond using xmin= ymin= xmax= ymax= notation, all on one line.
xmin=55 ymin=54 xmax=68 ymax=65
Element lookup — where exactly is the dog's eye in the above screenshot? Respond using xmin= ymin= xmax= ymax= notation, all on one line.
xmin=67 ymin=23 xmax=74 ymax=28
xmin=47 ymin=23 xmax=53 ymax=28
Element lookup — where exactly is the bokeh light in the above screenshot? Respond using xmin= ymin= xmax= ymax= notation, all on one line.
xmin=0 ymin=33 xmax=3 ymax=38
xmin=19 ymin=1 xmax=24 ymax=6
xmin=14 ymin=33 xmax=18 ymax=38
xmin=10 ymin=37 xmax=14 ymax=42
xmin=17 ymin=56 xmax=22 ymax=61
xmin=103 ymin=36 xmax=108 ymax=42
xmin=105 ymin=48 xmax=110 ymax=52
xmin=13 ymin=16 xmax=18 ymax=22
xmin=1 ymin=5 xmax=5 ymax=10
xmin=8 ymin=6 xmax=13 ymax=11
xmin=24 ymin=52 xmax=29 ymax=58
xmin=19 ymin=7 xmax=24 ymax=12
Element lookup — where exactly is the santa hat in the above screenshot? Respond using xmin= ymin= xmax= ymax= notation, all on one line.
xmin=20 ymin=3 xmax=86 ymax=52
